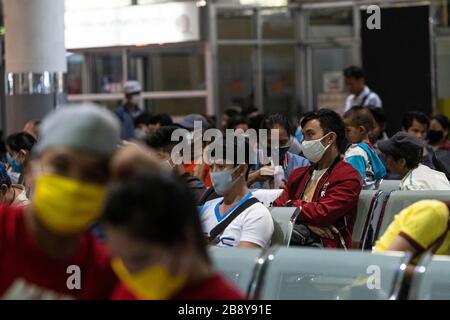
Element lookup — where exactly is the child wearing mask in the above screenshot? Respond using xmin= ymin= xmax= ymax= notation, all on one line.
xmin=343 ymin=106 xmax=386 ymax=190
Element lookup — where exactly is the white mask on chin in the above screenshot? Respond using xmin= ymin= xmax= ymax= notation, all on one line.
xmin=300 ymin=133 xmax=333 ymax=163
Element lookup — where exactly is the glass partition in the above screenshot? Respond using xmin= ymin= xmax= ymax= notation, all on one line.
xmin=218 ymin=45 xmax=254 ymax=113
xmin=306 ymin=8 xmax=353 ymax=40
xmin=261 ymin=8 xmax=295 ymax=39
xmin=217 ymin=9 xmax=257 ymax=40
xmin=262 ymin=45 xmax=296 ymax=115
xmin=128 ymin=46 xmax=205 ymax=92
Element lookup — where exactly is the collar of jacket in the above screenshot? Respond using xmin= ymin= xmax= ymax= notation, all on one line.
xmin=295 ymin=155 xmax=342 ymax=202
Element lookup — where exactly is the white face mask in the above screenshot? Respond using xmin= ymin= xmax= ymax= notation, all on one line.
xmin=301 ymin=132 xmax=333 ymax=163
xmin=131 ymin=94 xmax=141 ymax=106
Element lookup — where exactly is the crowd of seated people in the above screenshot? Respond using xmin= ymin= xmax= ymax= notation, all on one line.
xmin=0 ymin=84 xmax=450 ymax=300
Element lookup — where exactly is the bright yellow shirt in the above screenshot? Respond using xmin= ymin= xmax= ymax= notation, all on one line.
xmin=374 ymin=200 xmax=450 ymax=257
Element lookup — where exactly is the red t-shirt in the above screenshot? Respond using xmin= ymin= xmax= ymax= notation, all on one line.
xmin=111 ymin=273 xmax=245 ymax=300
xmin=0 ymin=206 xmax=118 ymax=299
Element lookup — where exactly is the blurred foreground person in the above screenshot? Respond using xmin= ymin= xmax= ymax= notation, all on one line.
xmin=0 ymin=104 xmax=120 ymax=299
xmin=103 ymin=172 xmax=245 ymax=300
xmin=23 ymin=120 xmax=41 ymax=141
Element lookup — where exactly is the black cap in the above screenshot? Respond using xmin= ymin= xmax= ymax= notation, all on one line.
xmin=378 ymin=132 xmax=424 ymax=158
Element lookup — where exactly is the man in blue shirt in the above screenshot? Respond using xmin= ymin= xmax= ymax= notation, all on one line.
xmin=115 ymin=81 xmax=143 ymax=140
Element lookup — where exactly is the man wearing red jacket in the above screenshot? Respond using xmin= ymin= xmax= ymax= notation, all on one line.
xmin=273 ymin=109 xmax=362 ymax=249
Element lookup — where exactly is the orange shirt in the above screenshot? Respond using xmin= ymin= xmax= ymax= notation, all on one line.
xmin=184 ymin=163 xmax=212 ymax=188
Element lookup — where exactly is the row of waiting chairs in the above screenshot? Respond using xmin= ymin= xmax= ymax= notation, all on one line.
xmin=210 ymin=246 xmax=450 ymax=300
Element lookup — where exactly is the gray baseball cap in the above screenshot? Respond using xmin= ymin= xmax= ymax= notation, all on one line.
xmin=34 ymin=103 xmax=121 ymax=157
xmin=175 ymin=114 xmax=208 ymax=130
xmin=378 ymin=132 xmax=424 ymax=158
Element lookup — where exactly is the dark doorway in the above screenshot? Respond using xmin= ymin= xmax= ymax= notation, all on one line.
xmin=361 ymin=5 xmax=432 ymax=135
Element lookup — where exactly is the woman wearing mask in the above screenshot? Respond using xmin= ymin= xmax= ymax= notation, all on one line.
xmin=103 ymin=172 xmax=245 ymax=300
xmin=428 ymin=115 xmax=450 ymax=151
xmin=0 ymin=162 xmax=29 ymax=207
xmin=5 ymin=132 xmax=36 ymax=185
xmin=248 ymin=113 xmax=309 ymax=189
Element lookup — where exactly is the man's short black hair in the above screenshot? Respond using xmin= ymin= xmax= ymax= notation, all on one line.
xmin=224 ymin=107 xmax=241 ymax=118
xmin=260 ymin=113 xmax=294 ymax=136
xmin=343 ymin=66 xmax=365 ymax=79
xmin=148 ymin=114 xmax=173 ymax=126
xmin=101 ymin=172 xmax=209 ymax=262
xmin=367 ymin=105 xmax=386 ymax=125
xmin=210 ymin=137 xmax=252 ymax=180
xmin=146 ymin=125 xmax=179 ymax=153
xmin=432 ymin=114 xmax=450 ymax=130
xmin=390 ymin=148 xmax=422 ymax=170
xmin=402 ymin=111 xmax=430 ymax=130
xmin=134 ymin=112 xmax=152 ymax=127
xmin=227 ymin=115 xmax=249 ymax=130
xmin=301 ymin=109 xmax=346 ymax=150
xmin=6 ymin=132 xmax=36 ymax=152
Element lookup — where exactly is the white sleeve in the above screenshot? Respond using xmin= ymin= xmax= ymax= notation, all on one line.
xmin=344 ymin=95 xmax=352 ymax=112
xmin=367 ymin=93 xmax=382 ymax=108
xmin=401 ymin=179 xmax=426 ymax=191
xmin=239 ymin=204 xmax=274 ymax=248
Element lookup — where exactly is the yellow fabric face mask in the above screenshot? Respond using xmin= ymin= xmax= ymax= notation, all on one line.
xmin=111 ymin=258 xmax=188 ymax=300
xmin=33 ymin=174 xmax=106 ymax=236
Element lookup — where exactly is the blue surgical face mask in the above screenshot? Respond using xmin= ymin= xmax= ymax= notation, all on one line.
xmin=11 ymin=158 xmax=23 ymax=174
xmin=266 ymin=145 xmax=290 ymax=165
xmin=210 ymin=165 xmax=241 ymax=196
xmin=295 ymin=126 xmax=304 ymax=143
xmin=6 ymin=153 xmax=14 ymax=166
xmin=278 ymin=146 xmax=290 ymax=165
xmin=6 ymin=153 xmax=22 ymax=173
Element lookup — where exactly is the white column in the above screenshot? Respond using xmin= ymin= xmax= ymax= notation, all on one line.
xmin=3 ymin=0 xmax=67 ymax=134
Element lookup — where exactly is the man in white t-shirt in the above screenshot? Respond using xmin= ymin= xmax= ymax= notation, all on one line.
xmin=378 ymin=132 xmax=450 ymax=190
xmin=200 ymin=138 xmax=274 ymax=248
xmin=343 ymin=66 xmax=382 ymax=112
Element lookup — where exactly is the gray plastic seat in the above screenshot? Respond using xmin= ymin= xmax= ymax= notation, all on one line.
xmin=352 ymin=190 xmax=382 ymax=250
xmin=410 ymin=254 xmax=450 ymax=300
xmin=255 ymin=247 xmax=409 ymax=300
xmin=269 ymin=207 xmax=300 ymax=246
xmin=378 ymin=179 xmax=401 ymax=194
xmin=375 ymin=191 xmax=450 ymax=240
xmin=362 ymin=181 xmax=400 ymax=249
xmin=209 ymin=246 xmax=263 ymax=296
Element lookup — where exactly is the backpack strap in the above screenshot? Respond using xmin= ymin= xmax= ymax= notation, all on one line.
xmin=360 ymin=91 xmax=371 ymax=106
xmin=208 ymin=197 xmax=260 ymax=244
